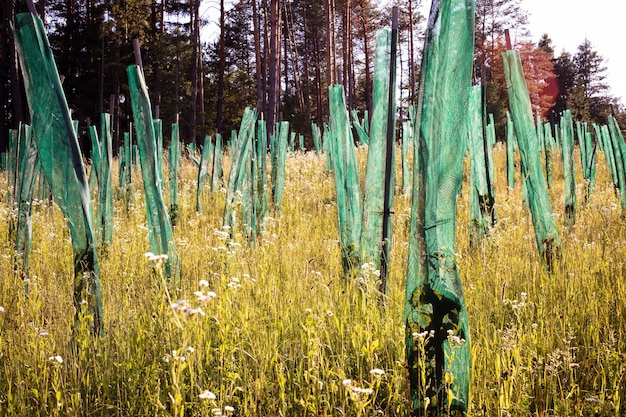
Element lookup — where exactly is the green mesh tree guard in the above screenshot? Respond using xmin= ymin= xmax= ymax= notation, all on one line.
xmin=579 ymin=122 xmax=596 ymax=205
xmin=187 ymin=143 xmax=200 ymax=167
xmin=608 ymin=115 xmax=626 ymax=214
xmin=506 ymin=111 xmax=516 ymax=189
xmin=7 ymin=128 xmax=18 ymax=205
xmin=122 ymin=131 xmax=135 ymax=210
xmin=486 ymin=114 xmax=496 ymax=220
xmin=323 ymin=123 xmax=333 ymax=172
xmin=469 ymin=85 xmax=490 ymax=246
xmin=288 ymin=131 xmax=295 ymax=153
xmin=127 ymin=64 xmax=179 ymax=286
xmin=196 ymin=135 xmax=214 ymax=213
xmin=223 ymin=107 xmax=257 ymax=235
xmin=544 ymin=122 xmax=553 ymax=189
xmin=311 ymin=123 xmax=322 ymax=155
xmin=536 ymin=115 xmax=545 ymax=153
xmin=503 ymin=49 xmax=561 ymax=268
xmin=14 ymin=123 xmax=40 ymax=286
xmin=88 ymin=126 xmax=101 ymax=194
xmin=361 ymin=29 xmax=395 ymax=271
xmin=593 ymin=123 xmax=604 ymax=153
xmin=256 ymin=119 xmax=269 ymax=234
xmin=211 ymin=133 xmax=223 ymax=193
xmin=13 ymin=12 xmax=103 ymax=334
xmin=329 ymin=85 xmax=362 ymax=276
xmin=600 ymin=124 xmax=619 ymax=191
xmin=97 ymin=113 xmax=114 ymax=249
xmin=561 ymin=110 xmax=577 ymax=227
xmin=404 ymin=1 xmax=474 ymax=413
xmin=271 ymin=121 xmax=289 ymax=210
xmin=118 ymin=145 xmax=125 ymax=195
xmin=154 ymin=119 xmax=164 ymax=191
xmin=351 ymin=110 xmax=370 ymax=146
xmin=402 ymin=121 xmax=412 ymax=195
xmin=168 ymin=123 xmax=181 ymax=226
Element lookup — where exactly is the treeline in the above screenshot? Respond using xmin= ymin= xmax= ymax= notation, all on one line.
xmin=0 ymin=0 xmax=623 ymax=153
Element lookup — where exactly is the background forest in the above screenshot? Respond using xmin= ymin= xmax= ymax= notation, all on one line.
xmin=0 ymin=0 xmax=623 ymax=153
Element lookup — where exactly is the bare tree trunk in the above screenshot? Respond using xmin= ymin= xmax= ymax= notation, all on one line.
xmin=313 ymin=28 xmax=324 ymax=125
xmin=302 ymin=9 xmax=312 ymax=127
xmin=408 ymin=0 xmax=416 ymax=103
xmin=216 ymin=0 xmax=226 ymax=134
xmin=267 ymin=0 xmax=282 ymax=134
xmin=325 ymin=0 xmax=336 ymax=87
xmin=342 ymin=0 xmax=352 ymax=108
xmin=8 ymin=0 xmax=25 ymax=125
xmin=188 ymin=0 xmax=200 ymax=145
xmin=252 ymin=0 xmax=264 ymax=113
xmin=361 ymin=11 xmax=372 ymax=117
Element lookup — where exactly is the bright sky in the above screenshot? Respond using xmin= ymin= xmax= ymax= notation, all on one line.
xmin=522 ymin=0 xmax=625 ymax=104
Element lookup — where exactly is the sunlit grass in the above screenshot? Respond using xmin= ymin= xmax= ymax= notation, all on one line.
xmin=0 ymin=144 xmax=624 ymax=416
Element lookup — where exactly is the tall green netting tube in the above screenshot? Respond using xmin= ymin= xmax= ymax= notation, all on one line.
xmin=600 ymin=124 xmax=619 ymax=191
xmin=323 ymin=123 xmax=333 ymax=172
xmin=271 ymin=121 xmax=289 ymax=210
xmin=256 ymin=120 xmax=269 ymax=234
xmin=311 ymin=123 xmax=322 ymax=155
xmin=223 ymin=107 xmax=257 ymax=235
xmin=608 ymin=115 xmax=626 ymax=215
xmin=13 ymin=12 xmax=103 ymax=335
xmin=503 ymin=49 xmax=560 ymax=268
xmin=329 ymin=85 xmax=362 ymax=276
xmin=579 ymin=122 xmax=596 ymax=204
xmin=404 ymin=1 xmax=474 ymax=414
xmin=169 ymin=122 xmax=181 ymax=226
xmin=561 ymin=110 xmax=577 ymax=227
xmin=7 ymin=128 xmax=18 ymax=205
xmin=196 ymin=135 xmax=214 ymax=213
xmin=402 ymin=120 xmax=412 ymax=195
xmin=468 ymin=85 xmax=489 ymax=246
xmin=88 ymin=125 xmax=101 ymax=195
xmin=14 ymin=123 xmax=40 ymax=286
xmin=506 ymin=111 xmax=516 ymax=189
xmin=544 ymin=122 xmax=553 ymax=189
xmin=97 ymin=113 xmax=114 ymax=250
xmin=154 ymin=119 xmax=164 ymax=191
xmin=361 ymin=29 xmax=395 ymax=271
xmin=127 ymin=64 xmax=179 ymax=287
xmin=351 ymin=110 xmax=370 ymax=146
xmin=211 ymin=133 xmax=223 ymax=193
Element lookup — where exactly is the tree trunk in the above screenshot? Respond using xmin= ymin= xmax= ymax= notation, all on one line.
xmin=362 ymin=13 xmax=372 ymax=117
xmin=267 ymin=0 xmax=281 ymax=134
xmin=216 ymin=0 xmax=226 ymax=134
xmin=188 ymin=0 xmax=200 ymax=145
xmin=252 ymin=0 xmax=264 ymax=113
xmin=325 ymin=0 xmax=336 ymax=87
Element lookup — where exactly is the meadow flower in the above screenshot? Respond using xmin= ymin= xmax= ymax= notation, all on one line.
xmin=199 ymin=279 xmax=209 ymax=288
xmin=49 ymin=355 xmax=64 ymax=364
xmin=199 ymin=390 xmax=217 ymax=401
xmin=224 ymin=405 xmax=235 ymax=413
xmin=447 ymin=329 xmax=466 ymax=347
xmin=195 ymin=290 xmax=217 ymax=304
xmin=0 ymin=306 xmax=5 ymax=313
xmin=369 ymin=368 xmax=385 ymax=377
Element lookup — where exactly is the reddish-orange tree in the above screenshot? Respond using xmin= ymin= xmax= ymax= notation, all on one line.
xmin=489 ymin=38 xmax=558 ymax=131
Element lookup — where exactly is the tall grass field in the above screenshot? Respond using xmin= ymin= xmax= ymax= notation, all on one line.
xmin=0 ymin=145 xmax=624 ymax=416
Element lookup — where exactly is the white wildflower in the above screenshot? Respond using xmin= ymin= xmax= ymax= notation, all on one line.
xmin=49 ymin=355 xmax=64 ymax=364
xmin=199 ymin=390 xmax=217 ymax=401
xmin=369 ymin=368 xmax=385 ymax=377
